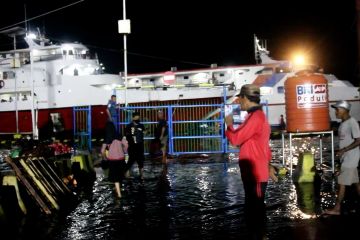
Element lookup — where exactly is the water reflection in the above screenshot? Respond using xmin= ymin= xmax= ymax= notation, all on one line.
xmin=56 ymin=158 xmax=288 ymax=239
xmin=1 ymin=138 xmax=353 ymax=240
xmin=294 ymin=182 xmax=321 ymax=218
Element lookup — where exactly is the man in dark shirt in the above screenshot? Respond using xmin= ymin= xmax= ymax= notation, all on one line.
xmin=106 ymin=95 xmax=118 ymax=130
xmin=155 ymin=111 xmax=168 ymax=163
xmin=125 ymin=112 xmax=145 ymax=179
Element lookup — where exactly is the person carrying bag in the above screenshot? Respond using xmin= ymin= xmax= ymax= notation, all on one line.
xmin=101 ymin=122 xmax=128 ymax=198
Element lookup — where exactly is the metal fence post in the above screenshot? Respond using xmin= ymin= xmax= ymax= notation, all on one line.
xmin=168 ymin=105 xmax=173 ymax=155
xmin=88 ymin=106 xmax=92 ymax=150
xmin=221 ymin=103 xmax=225 ymax=153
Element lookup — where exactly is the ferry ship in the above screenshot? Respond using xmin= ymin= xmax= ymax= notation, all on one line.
xmin=0 ymin=27 xmax=359 ymax=137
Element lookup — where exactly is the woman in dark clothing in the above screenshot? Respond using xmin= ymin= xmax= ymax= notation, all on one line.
xmin=102 ymin=122 xmax=128 ymax=198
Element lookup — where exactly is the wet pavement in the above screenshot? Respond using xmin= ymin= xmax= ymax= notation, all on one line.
xmin=1 ymin=138 xmax=360 ymax=240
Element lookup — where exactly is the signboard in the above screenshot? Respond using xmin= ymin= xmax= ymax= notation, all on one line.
xmin=163 ymin=71 xmax=175 ymax=85
xmin=296 ymin=83 xmax=327 ymax=108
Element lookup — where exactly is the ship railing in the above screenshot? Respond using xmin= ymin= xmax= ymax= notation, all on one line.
xmin=114 ymin=83 xmax=228 ymax=90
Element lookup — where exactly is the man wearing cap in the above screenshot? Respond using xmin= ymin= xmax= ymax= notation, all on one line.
xmin=324 ymin=100 xmax=360 ymax=215
xmin=225 ymin=84 xmax=277 ymax=239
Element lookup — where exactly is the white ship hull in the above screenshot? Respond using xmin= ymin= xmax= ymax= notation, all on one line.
xmin=0 ymin=32 xmax=358 ymax=135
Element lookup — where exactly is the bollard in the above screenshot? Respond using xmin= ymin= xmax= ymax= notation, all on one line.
xmin=293 ymin=152 xmax=316 ymax=183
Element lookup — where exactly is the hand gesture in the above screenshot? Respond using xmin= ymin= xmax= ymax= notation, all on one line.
xmin=225 ymin=115 xmax=234 ymax=127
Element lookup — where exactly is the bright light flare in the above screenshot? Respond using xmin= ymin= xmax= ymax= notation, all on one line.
xmin=27 ymin=33 xmax=36 ymax=39
xmin=293 ymin=54 xmax=306 ymax=65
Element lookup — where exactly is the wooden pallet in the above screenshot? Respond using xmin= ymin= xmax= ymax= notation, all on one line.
xmin=4 ymin=157 xmax=52 ymax=215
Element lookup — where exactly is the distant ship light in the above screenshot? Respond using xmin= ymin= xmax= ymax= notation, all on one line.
xmin=27 ymin=33 xmax=36 ymax=39
xmin=260 ymin=87 xmax=273 ymax=95
xmin=192 ymin=73 xmax=209 ymax=83
xmin=62 ymin=44 xmax=74 ymax=52
xmin=104 ymin=85 xmax=112 ymax=91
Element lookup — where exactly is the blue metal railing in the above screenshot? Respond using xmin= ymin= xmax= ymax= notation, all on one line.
xmin=75 ymin=100 xmax=269 ymax=155
xmin=117 ymin=103 xmax=269 ymax=155
xmin=171 ymin=104 xmax=224 ymax=154
xmin=118 ymin=106 xmax=168 ymax=154
xmin=73 ymin=106 xmax=92 ymax=151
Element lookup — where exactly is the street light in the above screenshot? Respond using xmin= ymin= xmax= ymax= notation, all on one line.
xmin=118 ymin=0 xmax=131 ymax=106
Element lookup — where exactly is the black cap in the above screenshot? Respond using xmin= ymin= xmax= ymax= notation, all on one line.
xmin=236 ymin=84 xmax=260 ymax=97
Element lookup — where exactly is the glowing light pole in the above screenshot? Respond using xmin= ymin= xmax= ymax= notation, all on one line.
xmin=118 ymin=0 xmax=131 ymax=106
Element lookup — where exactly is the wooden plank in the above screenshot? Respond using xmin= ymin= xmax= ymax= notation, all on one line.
xmin=4 ymin=157 xmax=52 ymax=215
xmin=36 ymin=157 xmax=72 ymax=194
xmin=33 ymin=158 xmax=65 ymax=195
xmin=33 ymin=157 xmax=67 ymax=195
xmin=26 ymin=158 xmax=58 ymax=198
xmin=19 ymin=159 xmax=59 ymax=210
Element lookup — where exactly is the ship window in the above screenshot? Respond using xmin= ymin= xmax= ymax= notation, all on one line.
xmin=236 ymin=69 xmax=250 ymax=75
xmin=183 ymin=76 xmax=189 ymax=79
xmin=63 ymin=50 xmax=67 ymax=55
xmin=3 ymin=71 xmax=15 ymax=79
xmin=220 ymin=73 xmax=225 ymax=77
xmin=256 ymin=67 xmax=273 ymax=75
xmin=277 ymin=86 xmax=284 ymax=94
xmin=68 ymin=50 xmax=73 ymax=55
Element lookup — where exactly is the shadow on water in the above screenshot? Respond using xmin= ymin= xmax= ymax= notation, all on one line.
xmin=2 ymin=139 xmax=360 ymax=239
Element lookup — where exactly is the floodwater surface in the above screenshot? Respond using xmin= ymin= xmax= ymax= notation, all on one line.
xmin=1 ymin=138 xmax=360 ymax=240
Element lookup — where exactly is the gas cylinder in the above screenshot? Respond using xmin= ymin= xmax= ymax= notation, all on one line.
xmin=284 ymin=74 xmax=330 ymax=132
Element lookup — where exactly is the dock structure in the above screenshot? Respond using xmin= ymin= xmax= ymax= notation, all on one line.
xmin=1 ymin=153 xmax=80 ymax=216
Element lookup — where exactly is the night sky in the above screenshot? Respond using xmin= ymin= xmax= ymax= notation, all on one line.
xmin=0 ymin=0 xmax=359 ymax=85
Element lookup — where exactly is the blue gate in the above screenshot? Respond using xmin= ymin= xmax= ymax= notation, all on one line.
xmin=116 ymin=102 xmax=268 ymax=155
xmin=118 ymin=106 xmax=168 ymax=154
xmin=118 ymin=104 xmax=224 ymax=155
xmin=171 ymin=104 xmax=224 ymax=154
xmin=73 ymin=106 xmax=92 ymax=151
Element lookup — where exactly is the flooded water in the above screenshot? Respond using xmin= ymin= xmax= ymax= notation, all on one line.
xmin=1 ymin=138 xmax=360 ymax=240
